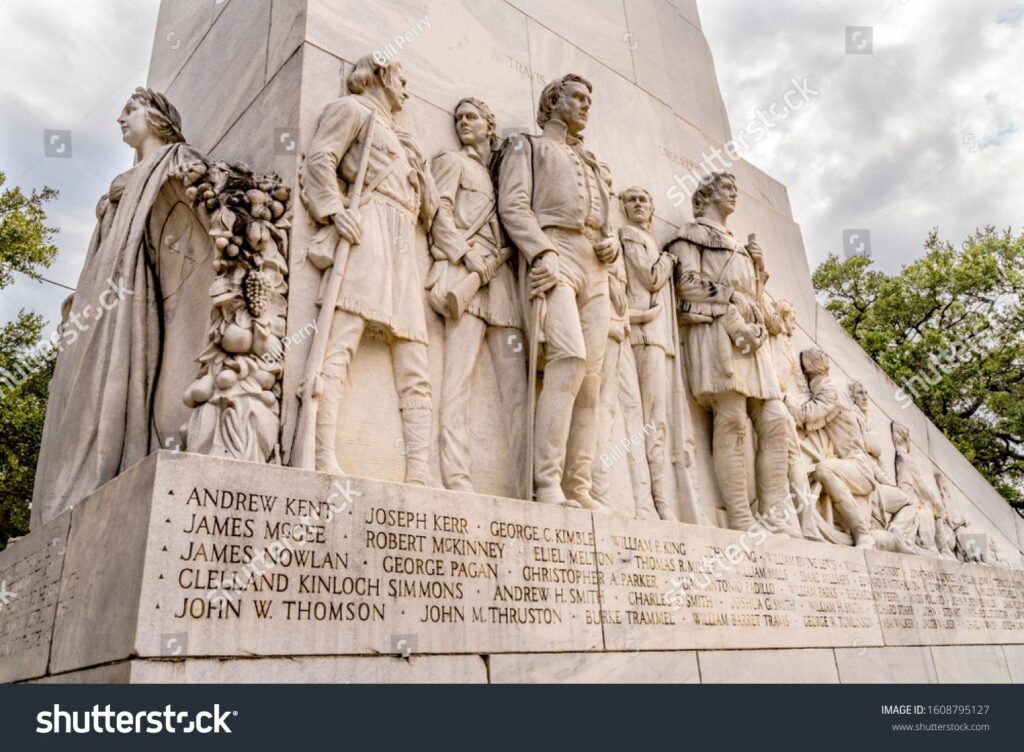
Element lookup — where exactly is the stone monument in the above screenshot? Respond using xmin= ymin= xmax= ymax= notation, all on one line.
xmin=2 ymin=0 xmax=1021 ymax=685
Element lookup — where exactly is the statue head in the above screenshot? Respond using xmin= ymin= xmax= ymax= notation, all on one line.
xmin=891 ymin=421 xmax=911 ymax=452
xmin=935 ymin=473 xmax=963 ymax=524
xmin=118 ymin=87 xmax=184 ymax=152
xmin=347 ymin=55 xmax=408 ymax=113
xmin=848 ymin=379 xmax=869 ymax=412
xmin=775 ymin=299 xmax=796 ymax=335
xmin=799 ymin=347 xmax=830 ymax=379
xmin=537 ymin=73 xmax=593 ymax=136
xmin=453 ymin=97 xmax=498 ymax=154
xmin=691 ymin=171 xmax=737 ymax=222
xmin=619 ymin=186 xmax=654 ymax=229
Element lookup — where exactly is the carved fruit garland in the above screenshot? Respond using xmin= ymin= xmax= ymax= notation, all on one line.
xmin=176 ymin=159 xmax=291 ymax=462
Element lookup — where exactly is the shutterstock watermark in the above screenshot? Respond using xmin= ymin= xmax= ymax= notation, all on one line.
xmin=0 ymin=579 xmax=17 ymax=613
xmin=0 ymin=276 xmax=134 ymax=399
xmin=205 ymin=477 xmax=362 ymax=608
xmin=43 ymin=129 xmax=72 ymax=158
xmin=843 ymin=229 xmax=872 ymax=259
xmin=390 ymin=633 xmax=417 ymax=658
xmin=36 ymin=705 xmax=236 ymax=734
xmin=667 ymin=77 xmax=819 ymax=208
xmin=894 ymin=322 xmax=990 ymax=409
xmin=662 ymin=492 xmax=805 ymax=608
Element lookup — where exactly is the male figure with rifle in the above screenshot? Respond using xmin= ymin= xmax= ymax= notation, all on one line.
xmin=498 ymin=74 xmax=620 ymax=510
xmin=296 ymin=55 xmax=438 ymax=484
xmin=667 ymin=172 xmax=799 ymax=535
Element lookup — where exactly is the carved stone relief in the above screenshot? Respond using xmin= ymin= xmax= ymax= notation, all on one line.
xmin=427 ymin=97 xmax=527 ymax=497
xmin=667 ymin=172 xmax=799 ymax=537
xmin=497 ymin=73 xmax=621 ymax=511
xmin=28 ymin=61 xmax=1019 ymax=572
xmin=293 ymin=55 xmax=438 ymax=486
xmin=30 ymin=88 xmax=291 ymax=528
xmin=178 ymin=159 xmax=291 ymax=463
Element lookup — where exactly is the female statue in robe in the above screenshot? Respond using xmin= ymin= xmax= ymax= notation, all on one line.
xmin=31 ymin=88 xmax=202 ymax=527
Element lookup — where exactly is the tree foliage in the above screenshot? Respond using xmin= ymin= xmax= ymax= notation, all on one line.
xmin=0 ymin=172 xmax=59 ymax=549
xmin=0 ymin=171 xmax=58 ymax=288
xmin=0 ymin=313 xmax=54 ymax=547
xmin=813 ymin=227 xmax=1024 ymax=513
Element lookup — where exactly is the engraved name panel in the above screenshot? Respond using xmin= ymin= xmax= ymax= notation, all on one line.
xmin=593 ymin=516 xmax=883 ymax=650
xmin=135 ymin=455 xmax=602 ymax=656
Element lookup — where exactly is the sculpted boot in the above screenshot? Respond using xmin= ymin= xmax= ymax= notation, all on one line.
xmin=533 ymin=358 xmax=584 ymax=508
xmin=315 ymin=377 xmax=347 ymax=476
xmin=591 ymin=464 xmax=613 ymax=509
xmin=648 ymin=453 xmax=677 ymax=521
xmin=564 ymin=374 xmax=613 ymax=514
xmin=637 ymin=504 xmax=660 ymax=521
xmin=754 ymin=407 xmax=805 ymax=539
xmin=651 ymin=488 xmax=678 ymax=521
xmin=833 ymin=496 xmax=876 ymax=549
xmin=786 ymin=423 xmax=823 ymax=540
xmin=401 ymin=407 xmax=437 ymax=487
xmin=712 ymin=428 xmax=759 ymax=531
xmin=793 ymin=474 xmax=823 ymax=541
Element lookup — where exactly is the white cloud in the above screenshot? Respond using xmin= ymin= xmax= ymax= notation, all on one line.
xmin=1 ymin=0 xmax=1020 ymax=329
xmin=701 ymin=0 xmax=1024 ymax=274
xmin=0 ymin=0 xmax=160 ymax=329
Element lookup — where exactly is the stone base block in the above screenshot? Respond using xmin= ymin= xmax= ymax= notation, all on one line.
xmin=2 ymin=452 xmax=1023 ymax=683
xmin=488 ymin=651 xmax=700 ymax=683
xmin=33 ymin=655 xmax=486 ymax=684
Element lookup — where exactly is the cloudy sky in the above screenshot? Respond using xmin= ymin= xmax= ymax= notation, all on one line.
xmin=0 ymin=0 xmax=1021 ymax=332
xmin=0 ymin=0 xmax=161 ymax=328
xmin=701 ymin=0 xmax=1024 ymax=272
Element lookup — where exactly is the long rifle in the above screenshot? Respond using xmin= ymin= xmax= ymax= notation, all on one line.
xmin=526 ymin=295 xmax=543 ymax=500
xmin=292 ymin=113 xmax=377 ymax=470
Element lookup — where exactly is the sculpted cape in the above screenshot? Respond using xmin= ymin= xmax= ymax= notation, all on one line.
xmin=31 ymin=143 xmax=200 ymax=527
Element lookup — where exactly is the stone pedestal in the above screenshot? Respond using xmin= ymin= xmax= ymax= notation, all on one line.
xmin=3 ymin=452 xmax=1022 ymax=683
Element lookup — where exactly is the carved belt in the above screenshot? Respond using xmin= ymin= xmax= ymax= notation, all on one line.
xmin=364 ymin=192 xmax=417 ymax=218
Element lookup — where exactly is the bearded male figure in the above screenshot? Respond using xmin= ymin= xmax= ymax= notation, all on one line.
xmin=668 ymin=172 xmax=798 ymax=534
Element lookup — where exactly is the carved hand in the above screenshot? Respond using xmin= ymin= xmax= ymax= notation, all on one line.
xmin=731 ymin=322 xmax=767 ymax=355
xmin=745 ymin=238 xmax=765 ymax=269
xmin=594 ymin=234 xmax=621 ymax=264
xmin=464 ymin=245 xmax=490 ymax=279
xmin=730 ymin=290 xmax=757 ymax=321
xmin=610 ymin=279 xmax=628 ymax=317
xmin=483 ymin=253 xmax=503 ymax=283
xmin=762 ymin=303 xmax=784 ymax=336
xmin=529 ymin=251 xmax=560 ymax=298
xmin=331 ymin=207 xmax=363 ymax=245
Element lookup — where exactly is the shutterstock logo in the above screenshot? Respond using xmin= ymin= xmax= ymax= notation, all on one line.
xmin=36 ymin=704 xmax=236 ymax=734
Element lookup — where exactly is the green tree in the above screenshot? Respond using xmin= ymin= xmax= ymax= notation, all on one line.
xmin=1 ymin=171 xmax=58 ymax=287
xmin=0 ymin=313 xmax=55 ymax=547
xmin=0 ymin=171 xmax=59 ymax=549
xmin=813 ymin=227 xmax=1024 ymax=514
